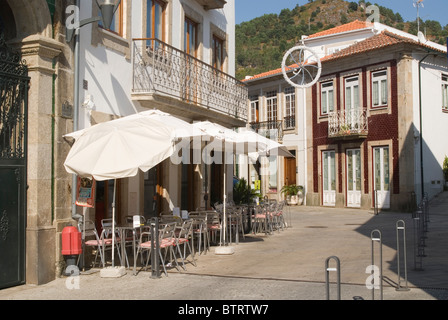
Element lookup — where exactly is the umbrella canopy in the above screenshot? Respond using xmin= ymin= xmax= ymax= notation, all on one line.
xmin=64 ymin=110 xmax=205 ymax=181
xmin=192 ymin=121 xmax=292 ymax=252
xmin=236 ymin=128 xmax=295 ymax=158
xmin=64 ymin=109 xmax=207 ymax=269
xmin=193 ymin=121 xmax=264 ymax=156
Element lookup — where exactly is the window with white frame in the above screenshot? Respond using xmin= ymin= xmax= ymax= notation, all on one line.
xmin=321 ymin=81 xmax=334 ymax=115
xmin=284 ymin=87 xmax=295 ymax=128
xmin=345 ymin=76 xmax=360 ymax=110
xmin=250 ymin=95 xmax=259 ymax=123
xmin=266 ymin=91 xmax=278 ymax=124
xmin=372 ymin=70 xmax=388 ymax=108
xmin=442 ymin=74 xmax=448 ymax=111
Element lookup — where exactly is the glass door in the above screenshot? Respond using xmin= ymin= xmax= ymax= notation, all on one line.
xmin=183 ymin=16 xmax=198 ymax=104
xmin=373 ymin=146 xmax=390 ymax=209
xmin=346 ymin=149 xmax=361 ymax=207
xmin=322 ymin=150 xmax=336 ymax=206
xmin=345 ymin=76 xmax=360 ymax=130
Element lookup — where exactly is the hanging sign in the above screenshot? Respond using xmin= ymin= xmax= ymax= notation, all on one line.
xmin=76 ymin=177 xmax=96 ymax=208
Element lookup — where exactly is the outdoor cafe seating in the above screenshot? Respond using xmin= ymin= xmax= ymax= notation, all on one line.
xmin=77 ymin=198 xmax=290 ymax=276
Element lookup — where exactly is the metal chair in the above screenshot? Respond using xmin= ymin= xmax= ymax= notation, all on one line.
xmin=174 ymin=219 xmax=196 ymax=270
xmin=137 ymin=222 xmax=179 ymax=276
xmin=80 ymin=220 xmax=120 ymax=268
xmin=206 ymin=211 xmax=222 ymax=245
xmin=101 ymin=218 xmax=128 ymax=267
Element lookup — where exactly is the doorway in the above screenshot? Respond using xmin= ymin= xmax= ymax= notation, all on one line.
xmin=322 ymin=150 xmax=336 ymax=206
xmin=0 ymin=34 xmax=29 ymax=289
xmin=373 ymin=146 xmax=390 ymax=209
xmin=95 ymin=180 xmax=121 ymax=233
xmin=346 ymin=149 xmax=361 ymax=207
xmin=284 ymin=150 xmax=296 ymax=186
xmin=144 ymin=164 xmax=162 ymax=219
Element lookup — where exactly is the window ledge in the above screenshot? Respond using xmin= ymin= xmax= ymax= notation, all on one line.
xmin=370 ymin=105 xmax=388 ymax=110
xmin=92 ymin=25 xmax=130 ymax=60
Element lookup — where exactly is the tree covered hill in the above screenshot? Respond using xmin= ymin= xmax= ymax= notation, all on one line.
xmin=236 ymin=0 xmax=448 ymax=80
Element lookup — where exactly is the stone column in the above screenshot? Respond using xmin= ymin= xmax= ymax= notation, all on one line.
xmin=17 ymin=35 xmax=64 ymax=285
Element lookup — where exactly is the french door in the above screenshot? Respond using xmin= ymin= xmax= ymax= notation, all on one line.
xmin=183 ymin=16 xmax=198 ymax=104
xmin=346 ymin=149 xmax=361 ymax=207
xmin=373 ymin=146 xmax=390 ymax=209
xmin=322 ymin=150 xmax=336 ymax=206
xmin=345 ymin=76 xmax=360 ymax=129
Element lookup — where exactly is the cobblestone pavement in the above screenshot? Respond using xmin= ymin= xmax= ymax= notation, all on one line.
xmin=1 ymin=192 xmax=448 ymax=302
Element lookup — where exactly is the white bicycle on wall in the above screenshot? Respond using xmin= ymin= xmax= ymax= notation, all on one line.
xmin=281 ymin=45 xmax=322 ymax=88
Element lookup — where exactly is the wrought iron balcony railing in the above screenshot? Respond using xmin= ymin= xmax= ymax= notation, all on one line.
xmin=250 ymin=120 xmax=283 ymax=142
xmin=328 ymin=108 xmax=368 ymax=139
xmin=283 ymin=115 xmax=295 ymax=130
xmin=132 ymin=39 xmax=247 ymax=121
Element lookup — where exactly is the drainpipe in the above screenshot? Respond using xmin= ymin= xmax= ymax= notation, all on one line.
xmin=51 ymin=5 xmax=56 ymax=223
xmin=418 ymin=53 xmax=429 ymax=200
xmin=71 ymin=0 xmax=82 ymax=221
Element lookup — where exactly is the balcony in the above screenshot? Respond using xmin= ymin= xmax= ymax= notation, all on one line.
xmin=132 ymin=39 xmax=247 ymax=126
xmin=194 ymin=0 xmax=226 ymax=10
xmin=328 ymin=108 xmax=368 ymax=139
xmin=250 ymin=120 xmax=283 ymax=142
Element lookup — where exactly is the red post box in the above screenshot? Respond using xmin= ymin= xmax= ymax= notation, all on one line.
xmin=62 ymin=226 xmax=82 ymax=255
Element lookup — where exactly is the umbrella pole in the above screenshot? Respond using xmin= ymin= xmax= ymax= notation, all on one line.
xmin=215 ymin=149 xmax=234 ymax=255
xmin=100 ymin=179 xmax=126 ymax=277
xmin=82 ymin=207 xmax=86 ymax=271
xmin=112 ymin=179 xmax=116 ymax=267
xmin=223 ymin=162 xmax=226 ymax=246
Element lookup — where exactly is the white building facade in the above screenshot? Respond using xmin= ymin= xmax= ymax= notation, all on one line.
xmin=76 ymin=0 xmax=246 ymax=222
xmin=244 ymin=21 xmax=448 ymax=209
xmin=0 ymin=0 xmax=246 ymax=288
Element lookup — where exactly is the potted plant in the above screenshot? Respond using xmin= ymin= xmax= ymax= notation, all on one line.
xmin=443 ymin=156 xmax=448 ymax=190
xmin=339 ymin=124 xmax=351 ymax=136
xmin=281 ymin=184 xmax=304 ymax=205
xmin=233 ymin=177 xmax=261 ymax=205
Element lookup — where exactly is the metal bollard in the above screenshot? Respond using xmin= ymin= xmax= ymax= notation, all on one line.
xmin=412 ymin=213 xmax=424 ymax=271
xmin=150 ymin=217 xmax=161 ymax=279
xmin=396 ymin=220 xmax=410 ymax=291
xmin=371 ymin=229 xmax=383 ymax=300
xmin=422 ymin=193 xmax=430 ymax=232
xmin=374 ymin=189 xmax=379 ymax=215
xmin=325 ymin=256 xmax=341 ymax=300
xmin=416 ymin=207 xmax=427 ymax=256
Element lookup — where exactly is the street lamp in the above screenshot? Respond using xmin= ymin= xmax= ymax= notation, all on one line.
xmin=66 ymin=0 xmax=121 ymax=42
xmin=66 ymin=0 xmax=121 ymax=221
xmin=96 ymin=0 xmax=121 ymax=30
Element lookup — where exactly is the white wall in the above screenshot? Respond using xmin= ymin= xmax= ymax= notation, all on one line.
xmin=413 ymin=54 xmax=448 ymax=201
xmin=78 ymin=0 xmax=236 ymax=126
xmin=78 ymin=0 xmax=136 ymax=128
xmin=77 ymin=0 xmax=237 ymax=211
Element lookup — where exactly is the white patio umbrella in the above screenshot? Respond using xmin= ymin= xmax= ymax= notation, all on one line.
xmin=64 ymin=109 xmax=207 ymax=270
xmin=235 ymin=128 xmax=295 ymax=158
xmin=192 ymin=121 xmax=291 ymax=254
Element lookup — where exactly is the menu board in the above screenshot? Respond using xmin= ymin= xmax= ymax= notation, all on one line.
xmin=76 ymin=177 xmax=96 ymax=208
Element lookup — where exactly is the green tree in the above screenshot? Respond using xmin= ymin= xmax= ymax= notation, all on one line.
xmin=348 ymin=2 xmax=358 ymax=12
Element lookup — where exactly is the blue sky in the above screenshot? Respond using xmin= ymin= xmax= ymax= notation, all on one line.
xmin=235 ymin=0 xmax=448 ymax=27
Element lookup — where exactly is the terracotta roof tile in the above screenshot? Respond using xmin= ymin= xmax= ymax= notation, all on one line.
xmin=305 ymin=20 xmax=372 ymax=39
xmin=243 ymin=30 xmax=445 ymax=82
xmin=321 ymin=30 xmax=445 ymax=62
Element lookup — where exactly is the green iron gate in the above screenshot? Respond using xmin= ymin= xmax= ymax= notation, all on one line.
xmin=0 ymin=34 xmax=29 ymax=289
